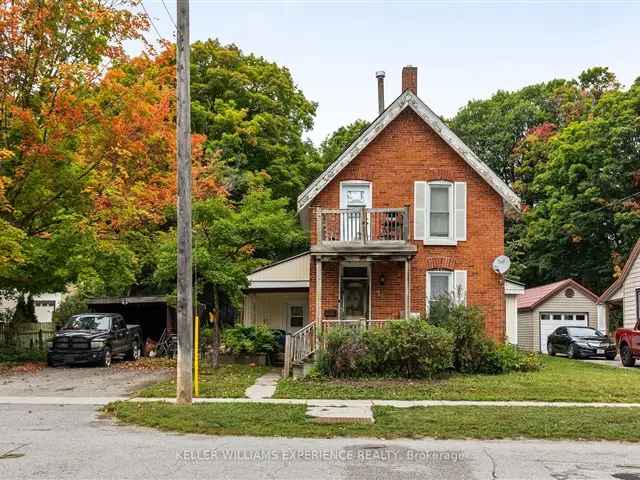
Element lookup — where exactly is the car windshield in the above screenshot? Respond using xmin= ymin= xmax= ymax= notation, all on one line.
xmin=567 ymin=327 xmax=603 ymax=337
xmin=64 ymin=315 xmax=110 ymax=331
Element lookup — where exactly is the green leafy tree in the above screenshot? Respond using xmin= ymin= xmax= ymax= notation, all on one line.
xmin=317 ymin=119 xmax=369 ymax=170
xmin=189 ymin=39 xmax=319 ymax=204
xmin=517 ymin=79 xmax=640 ymax=292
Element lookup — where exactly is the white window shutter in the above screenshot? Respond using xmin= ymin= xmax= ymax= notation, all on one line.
xmin=454 ymin=182 xmax=467 ymax=241
xmin=454 ymin=270 xmax=467 ymax=305
xmin=414 ymin=181 xmax=426 ymax=240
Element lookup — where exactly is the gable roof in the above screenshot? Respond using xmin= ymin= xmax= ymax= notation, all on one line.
xmin=599 ymin=238 xmax=640 ymax=303
xmin=518 ymin=279 xmax=598 ymax=312
xmin=297 ymin=89 xmax=521 ymax=216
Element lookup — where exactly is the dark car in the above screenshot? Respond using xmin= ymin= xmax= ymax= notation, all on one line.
xmin=547 ymin=326 xmax=616 ymax=360
xmin=47 ymin=313 xmax=143 ymax=367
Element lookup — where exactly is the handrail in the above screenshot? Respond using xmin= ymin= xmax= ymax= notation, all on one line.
xmin=283 ymin=321 xmax=317 ymax=376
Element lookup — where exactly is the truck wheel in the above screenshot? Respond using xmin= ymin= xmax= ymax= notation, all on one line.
xmin=620 ymin=344 xmax=636 ymax=367
xmin=47 ymin=356 xmax=56 ymax=367
xmin=101 ymin=347 xmax=112 ymax=367
xmin=127 ymin=340 xmax=141 ymax=361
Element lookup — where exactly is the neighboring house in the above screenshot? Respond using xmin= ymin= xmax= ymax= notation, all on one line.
xmin=516 ymin=279 xmax=600 ymax=353
xmin=0 ymin=292 xmax=66 ymax=324
xmin=243 ymin=252 xmax=310 ymax=333
xmin=243 ymin=65 xmax=522 ymax=353
xmin=599 ymin=238 xmax=640 ymax=331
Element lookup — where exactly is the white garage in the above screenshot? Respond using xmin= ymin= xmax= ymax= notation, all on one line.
xmin=516 ymin=279 xmax=600 ymax=353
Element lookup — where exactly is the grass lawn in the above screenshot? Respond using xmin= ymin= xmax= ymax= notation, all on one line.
xmin=136 ymin=364 xmax=270 ymax=398
xmin=274 ymin=357 xmax=640 ymax=402
xmin=105 ymin=401 xmax=640 ymax=441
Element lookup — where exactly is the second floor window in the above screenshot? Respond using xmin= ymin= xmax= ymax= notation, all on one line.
xmin=414 ymin=180 xmax=466 ymax=245
xmin=429 ymin=184 xmax=450 ymax=238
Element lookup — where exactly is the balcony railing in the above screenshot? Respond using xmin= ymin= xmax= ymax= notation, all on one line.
xmin=316 ymin=207 xmax=410 ymax=244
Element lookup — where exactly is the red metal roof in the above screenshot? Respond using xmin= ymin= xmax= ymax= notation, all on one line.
xmin=518 ymin=279 xmax=598 ymax=311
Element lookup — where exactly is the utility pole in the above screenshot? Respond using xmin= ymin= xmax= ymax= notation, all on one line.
xmin=176 ymin=0 xmax=192 ymax=404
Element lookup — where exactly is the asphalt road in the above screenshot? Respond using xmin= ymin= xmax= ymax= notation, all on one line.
xmin=1 ymin=403 xmax=640 ymax=480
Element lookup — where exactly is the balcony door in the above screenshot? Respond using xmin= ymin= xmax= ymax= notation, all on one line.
xmin=340 ymin=182 xmax=371 ymax=241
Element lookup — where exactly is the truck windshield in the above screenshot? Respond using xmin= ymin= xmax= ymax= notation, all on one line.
xmin=64 ymin=315 xmax=110 ymax=331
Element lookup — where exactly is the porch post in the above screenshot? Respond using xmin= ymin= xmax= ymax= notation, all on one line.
xmin=404 ymin=259 xmax=410 ymax=319
xmin=597 ymin=303 xmax=608 ymax=332
xmin=315 ymin=257 xmax=322 ymax=351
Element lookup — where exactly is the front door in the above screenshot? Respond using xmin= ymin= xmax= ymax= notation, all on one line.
xmin=340 ymin=265 xmax=369 ymax=320
xmin=340 ymin=183 xmax=371 ymax=241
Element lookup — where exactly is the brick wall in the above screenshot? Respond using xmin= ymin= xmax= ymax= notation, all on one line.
xmin=308 ymin=108 xmax=506 ymax=341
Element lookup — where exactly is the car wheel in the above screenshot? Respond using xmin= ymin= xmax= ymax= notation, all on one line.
xmin=47 ymin=356 xmax=56 ymax=367
xmin=568 ymin=343 xmax=579 ymax=359
xmin=547 ymin=342 xmax=556 ymax=356
xmin=620 ymin=344 xmax=636 ymax=367
xmin=101 ymin=347 xmax=112 ymax=367
xmin=127 ymin=340 xmax=141 ymax=361
xmin=605 ymin=352 xmax=616 ymax=361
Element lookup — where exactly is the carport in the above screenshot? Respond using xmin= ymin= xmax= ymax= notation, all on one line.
xmin=87 ymin=296 xmax=175 ymax=344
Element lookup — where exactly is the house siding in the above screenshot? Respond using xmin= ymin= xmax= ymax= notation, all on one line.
xmin=243 ymin=291 xmax=309 ymax=333
xmin=622 ymin=255 xmax=640 ymax=328
xmin=309 ymin=108 xmax=506 ymax=341
xmin=517 ymin=310 xmax=535 ymax=351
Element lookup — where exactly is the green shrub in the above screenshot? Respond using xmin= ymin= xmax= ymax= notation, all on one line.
xmin=482 ymin=343 xmax=543 ymax=374
xmin=318 ymin=320 xmax=454 ymax=379
xmin=365 ymin=320 xmax=454 ymax=378
xmin=318 ymin=327 xmax=369 ymax=377
xmin=221 ymin=325 xmax=276 ymax=355
xmin=0 ymin=346 xmax=46 ymax=363
xmin=428 ymin=296 xmax=493 ymax=373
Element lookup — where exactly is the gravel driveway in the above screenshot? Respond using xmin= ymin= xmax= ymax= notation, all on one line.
xmin=0 ymin=364 xmax=172 ymax=397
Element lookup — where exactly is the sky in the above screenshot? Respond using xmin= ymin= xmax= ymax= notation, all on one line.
xmin=134 ymin=0 xmax=640 ymax=144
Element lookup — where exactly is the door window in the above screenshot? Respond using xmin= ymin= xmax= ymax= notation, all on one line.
xmin=341 ymin=264 xmax=369 ymax=319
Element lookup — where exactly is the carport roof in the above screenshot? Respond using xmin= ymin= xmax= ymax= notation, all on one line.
xmin=518 ymin=279 xmax=598 ymax=312
xmin=87 ymin=295 xmax=167 ymax=305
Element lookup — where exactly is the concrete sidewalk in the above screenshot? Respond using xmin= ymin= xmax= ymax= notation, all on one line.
xmin=3 ymin=395 xmax=640 ymax=408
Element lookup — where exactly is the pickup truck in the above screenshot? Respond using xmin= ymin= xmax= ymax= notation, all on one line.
xmin=615 ymin=320 xmax=640 ymax=367
xmin=47 ymin=313 xmax=143 ymax=367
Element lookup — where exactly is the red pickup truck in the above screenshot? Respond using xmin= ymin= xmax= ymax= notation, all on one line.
xmin=615 ymin=320 xmax=640 ymax=367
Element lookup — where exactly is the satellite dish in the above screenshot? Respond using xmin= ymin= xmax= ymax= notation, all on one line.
xmin=492 ymin=255 xmax=511 ymax=275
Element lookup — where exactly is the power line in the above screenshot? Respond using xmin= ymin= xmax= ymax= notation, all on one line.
xmin=141 ymin=1 xmax=166 ymax=41
xmin=161 ymin=0 xmax=178 ymax=29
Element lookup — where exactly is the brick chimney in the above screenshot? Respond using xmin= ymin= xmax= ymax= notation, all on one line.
xmin=401 ymin=66 xmax=417 ymax=95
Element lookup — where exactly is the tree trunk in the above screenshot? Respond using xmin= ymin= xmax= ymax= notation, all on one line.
xmin=211 ymin=286 xmax=220 ymax=369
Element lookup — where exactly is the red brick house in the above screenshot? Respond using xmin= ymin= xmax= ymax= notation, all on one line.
xmin=243 ymin=66 xmax=521 ymax=366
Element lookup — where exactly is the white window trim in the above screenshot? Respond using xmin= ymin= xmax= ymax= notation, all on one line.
xmin=426 ymin=270 xmax=454 ymax=313
xmin=287 ymin=303 xmax=306 ymax=331
xmin=339 ymin=181 xmax=372 ymax=209
xmin=425 ymin=181 xmax=456 ymax=246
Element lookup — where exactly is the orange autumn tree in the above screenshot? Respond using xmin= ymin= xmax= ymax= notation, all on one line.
xmin=83 ymin=45 xmax=226 ymax=235
xmin=0 ymin=0 xmax=153 ymax=293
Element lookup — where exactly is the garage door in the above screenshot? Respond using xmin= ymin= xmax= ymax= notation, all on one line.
xmin=539 ymin=312 xmax=588 ymax=353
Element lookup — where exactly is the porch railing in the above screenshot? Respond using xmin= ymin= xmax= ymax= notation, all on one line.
xmin=316 ymin=207 xmax=409 ymax=244
xmin=283 ymin=321 xmax=317 ymax=377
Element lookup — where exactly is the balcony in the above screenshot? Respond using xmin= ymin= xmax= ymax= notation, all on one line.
xmin=311 ymin=207 xmax=417 ymax=257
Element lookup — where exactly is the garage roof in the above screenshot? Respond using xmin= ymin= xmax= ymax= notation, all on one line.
xmin=518 ymin=279 xmax=598 ymax=312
